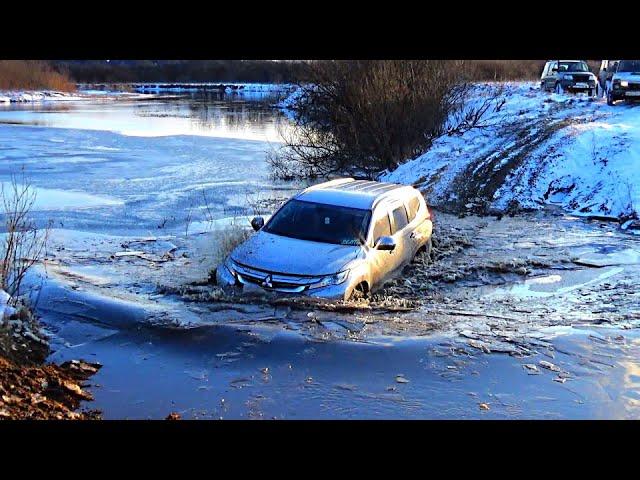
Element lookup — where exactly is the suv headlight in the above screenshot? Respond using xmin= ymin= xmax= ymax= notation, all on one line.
xmin=224 ymin=257 xmax=239 ymax=276
xmin=563 ymin=74 xmax=573 ymax=80
xmin=311 ymin=270 xmax=349 ymax=289
xmin=620 ymin=80 xmax=629 ymax=87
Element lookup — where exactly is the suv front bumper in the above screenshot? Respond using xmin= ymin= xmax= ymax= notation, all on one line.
xmin=610 ymin=85 xmax=640 ymax=100
xmin=215 ymin=263 xmax=353 ymax=300
xmin=559 ymin=79 xmax=597 ymax=92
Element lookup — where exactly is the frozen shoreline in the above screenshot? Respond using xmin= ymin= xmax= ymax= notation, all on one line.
xmin=0 ymin=89 xmax=145 ymax=103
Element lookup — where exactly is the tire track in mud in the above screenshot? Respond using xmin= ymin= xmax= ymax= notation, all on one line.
xmin=427 ymin=98 xmax=607 ymax=216
xmin=445 ymin=116 xmax=575 ymax=214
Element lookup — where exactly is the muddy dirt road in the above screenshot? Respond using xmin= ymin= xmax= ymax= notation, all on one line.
xmin=34 ymin=208 xmax=640 ymax=419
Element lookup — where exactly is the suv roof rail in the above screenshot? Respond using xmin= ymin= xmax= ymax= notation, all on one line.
xmin=302 ymin=178 xmax=355 ymax=193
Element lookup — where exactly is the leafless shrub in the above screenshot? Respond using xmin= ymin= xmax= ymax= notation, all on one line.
xmin=0 ymin=174 xmax=51 ymax=305
xmin=271 ymin=60 xmax=504 ymax=179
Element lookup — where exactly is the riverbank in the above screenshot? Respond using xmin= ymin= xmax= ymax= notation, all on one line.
xmin=0 ymin=307 xmax=101 ymax=419
xmin=381 ymin=82 xmax=640 ymax=224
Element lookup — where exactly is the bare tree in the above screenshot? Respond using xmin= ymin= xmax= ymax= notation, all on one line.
xmin=272 ymin=60 xmax=504 ymax=179
xmin=0 ymin=173 xmax=51 ymax=305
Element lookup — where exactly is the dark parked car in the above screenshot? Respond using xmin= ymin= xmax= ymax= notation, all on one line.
xmin=606 ymin=60 xmax=640 ymax=106
xmin=540 ymin=60 xmax=598 ymax=96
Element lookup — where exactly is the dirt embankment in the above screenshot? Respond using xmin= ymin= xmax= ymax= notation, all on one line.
xmin=0 ymin=308 xmax=101 ymax=420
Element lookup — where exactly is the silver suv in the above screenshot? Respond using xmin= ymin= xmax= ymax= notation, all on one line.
xmin=216 ymin=178 xmax=433 ymax=300
xmin=540 ymin=60 xmax=598 ymax=96
xmin=606 ymin=60 xmax=640 ymax=106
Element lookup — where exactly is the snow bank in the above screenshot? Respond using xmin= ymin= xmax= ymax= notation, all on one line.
xmin=382 ymin=82 xmax=640 ymax=220
xmin=276 ymin=85 xmax=304 ymax=119
xmin=0 ymin=90 xmax=87 ymax=103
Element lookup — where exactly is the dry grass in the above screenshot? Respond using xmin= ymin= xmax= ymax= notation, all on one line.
xmin=0 ymin=60 xmax=76 ymax=91
xmin=210 ymin=221 xmax=254 ymax=268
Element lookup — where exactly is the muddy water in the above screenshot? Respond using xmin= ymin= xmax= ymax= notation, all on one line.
xmin=3 ymin=90 xmax=640 ymax=419
xmin=37 ymin=209 xmax=640 ymax=419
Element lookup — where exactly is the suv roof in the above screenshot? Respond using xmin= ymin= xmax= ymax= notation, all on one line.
xmin=296 ymin=178 xmax=414 ymax=210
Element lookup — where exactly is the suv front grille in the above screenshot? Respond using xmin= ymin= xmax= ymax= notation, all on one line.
xmin=233 ymin=262 xmax=321 ymax=292
xmin=572 ymin=74 xmax=591 ymax=83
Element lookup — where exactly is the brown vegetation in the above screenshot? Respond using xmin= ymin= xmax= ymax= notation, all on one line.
xmin=55 ymin=60 xmax=306 ymax=84
xmin=0 ymin=60 xmax=75 ymax=91
xmin=271 ymin=60 xmax=504 ymax=179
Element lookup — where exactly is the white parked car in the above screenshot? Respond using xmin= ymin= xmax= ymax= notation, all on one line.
xmin=216 ymin=178 xmax=433 ymax=300
xmin=606 ymin=60 xmax=640 ymax=106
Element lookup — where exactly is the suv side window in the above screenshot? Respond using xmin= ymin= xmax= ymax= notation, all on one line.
xmin=390 ymin=205 xmax=409 ymax=234
xmin=405 ymin=195 xmax=421 ymax=222
xmin=372 ymin=213 xmax=391 ymax=243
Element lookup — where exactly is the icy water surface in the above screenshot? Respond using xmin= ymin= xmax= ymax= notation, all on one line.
xmin=2 ymin=89 xmax=640 ymax=419
xmin=0 ymin=91 xmax=297 ymax=236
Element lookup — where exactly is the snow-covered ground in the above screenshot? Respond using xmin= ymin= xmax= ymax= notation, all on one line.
xmin=381 ymin=82 xmax=640 ymax=222
xmin=0 ymin=90 xmax=88 ymax=103
xmin=0 ymin=89 xmax=148 ymax=104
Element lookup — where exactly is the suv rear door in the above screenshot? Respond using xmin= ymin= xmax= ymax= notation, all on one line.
xmin=403 ymin=191 xmax=431 ymax=254
xmin=388 ymin=200 xmax=413 ymax=270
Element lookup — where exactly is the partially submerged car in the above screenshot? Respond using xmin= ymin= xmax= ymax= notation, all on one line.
xmin=216 ymin=178 xmax=433 ymax=300
xmin=540 ymin=60 xmax=598 ymax=96
xmin=606 ymin=60 xmax=640 ymax=106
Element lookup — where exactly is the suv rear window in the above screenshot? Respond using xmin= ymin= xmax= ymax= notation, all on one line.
xmin=390 ymin=206 xmax=409 ymax=234
xmin=406 ymin=196 xmax=421 ymax=222
xmin=372 ymin=214 xmax=391 ymax=243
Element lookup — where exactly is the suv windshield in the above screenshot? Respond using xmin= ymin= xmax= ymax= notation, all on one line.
xmin=617 ymin=60 xmax=640 ymax=73
xmin=558 ymin=61 xmax=589 ymax=73
xmin=264 ymin=199 xmax=372 ymax=246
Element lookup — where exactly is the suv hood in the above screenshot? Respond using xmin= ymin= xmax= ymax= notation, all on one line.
xmin=613 ymin=72 xmax=640 ymax=81
xmin=231 ymin=231 xmax=363 ymax=276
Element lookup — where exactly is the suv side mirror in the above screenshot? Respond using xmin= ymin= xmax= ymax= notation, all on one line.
xmin=250 ymin=216 xmax=265 ymax=231
xmin=375 ymin=236 xmax=396 ymax=251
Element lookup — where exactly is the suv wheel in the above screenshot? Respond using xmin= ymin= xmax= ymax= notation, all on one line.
xmin=607 ymin=90 xmax=615 ymax=106
xmin=350 ymin=282 xmax=369 ymax=301
xmin=414 ymin=238 xmax=433 ymax=264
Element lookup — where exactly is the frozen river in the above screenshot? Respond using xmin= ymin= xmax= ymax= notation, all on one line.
xmin=0 ymin=91 xmax=297 ymax=236
xmin=2 ymin=88 xmax=640 ymax=419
